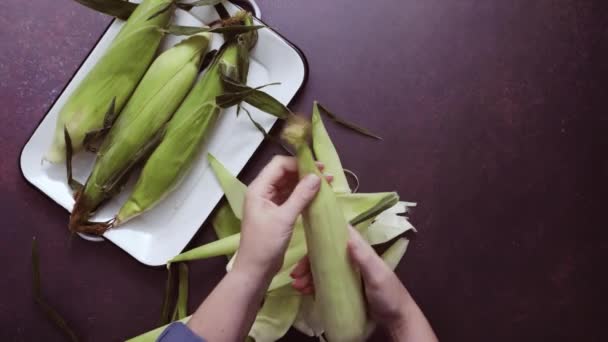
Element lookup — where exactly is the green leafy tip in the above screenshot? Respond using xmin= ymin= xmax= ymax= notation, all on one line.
xmin=317 ymin=102 xmax=382 ymax=140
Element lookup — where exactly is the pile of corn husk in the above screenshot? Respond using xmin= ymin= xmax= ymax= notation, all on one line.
xmin=128 ymin=102 xmax=416 ymax=341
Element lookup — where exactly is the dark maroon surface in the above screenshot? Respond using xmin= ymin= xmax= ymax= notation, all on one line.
xmin=1 ymin=0 xmax=606 ymax=341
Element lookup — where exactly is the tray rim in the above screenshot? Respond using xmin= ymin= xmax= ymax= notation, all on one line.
xmin=18 ymin=2 xmax=309 ymax=264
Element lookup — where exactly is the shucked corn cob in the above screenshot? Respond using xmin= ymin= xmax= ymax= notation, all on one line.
xmin=282 ymin=116 xmax=367 ymax=342
xmin=45 ymin=0 xmax=173 ymax=163
xmin=69 ymin=33 xmax=212 ymax=234
xmin=114 ymin=12 xmax=257 ymax=225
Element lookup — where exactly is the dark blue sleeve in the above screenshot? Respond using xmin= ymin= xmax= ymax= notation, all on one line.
xmin=157 ymin=322 xmax=206 ymax=342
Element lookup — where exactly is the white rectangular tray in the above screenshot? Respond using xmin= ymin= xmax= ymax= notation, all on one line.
xmin=20 ymin=2 xmax=307 ymax=266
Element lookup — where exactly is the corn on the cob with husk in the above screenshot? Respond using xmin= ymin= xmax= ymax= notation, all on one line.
xmin=69 ymin=32 xmax=212 ymax=234
xmin=45 ymin=0 xmax=175 ymax=164
xmin=282 ymin=116 xmax=367 ymax=342
xmin=112 ymin=12 xmax=257 ymax=226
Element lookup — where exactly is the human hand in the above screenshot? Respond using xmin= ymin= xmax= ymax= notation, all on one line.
xmin=290 ymin=226 xmax=415 ymax=336
xmin=233 ymin=156 xmax=324 ymax=279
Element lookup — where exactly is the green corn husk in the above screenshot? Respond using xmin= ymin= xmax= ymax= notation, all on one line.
xmin=169 ymin=153 xmax=398 ymax=264
xmin=208 ymin=153 xmax=247 ymax=219
xmin=68 ymin=33 xmax=211 ymax=234
xmin=114 ymin=13 xmax=257 ymax=225
xmin=173 ymin=263 xmax=189 ymax=320
xmin=282 ymin=116 xmax=367 ymax=342
xmin=45 ymin=0 xmax=174 ymax=163
xmin=312 ymin=101 xmax=350 ymax=193
xmin=248 ymin=286 xmax=302 ymax=342
xmin=212 ymin=203 xmax=242 ymax=240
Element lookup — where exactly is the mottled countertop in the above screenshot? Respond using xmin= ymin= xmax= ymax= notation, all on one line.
xmin=1 ymin=0 xmax=606 ymax=340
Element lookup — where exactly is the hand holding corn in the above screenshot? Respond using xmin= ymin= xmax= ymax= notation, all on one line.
xmin=235 ymin=156 xmax=323 ymax=277
xmin=291 ymin=227 xmax=439 ymax=342
xmin=180 ymin=156 xmax=324 ymax=341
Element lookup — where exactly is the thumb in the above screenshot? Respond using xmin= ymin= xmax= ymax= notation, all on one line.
xmin=347 ymin=226 xmax=386 ymax=283
xmin=281 ymin=174 xmax=321 ymax=222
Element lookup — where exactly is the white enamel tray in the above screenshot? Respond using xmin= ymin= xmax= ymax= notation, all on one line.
xmin=20 ymin=1 xmax=307 ymax=266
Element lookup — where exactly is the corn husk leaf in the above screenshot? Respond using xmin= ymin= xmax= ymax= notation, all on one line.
xmin=381 ymin=237 xmax=409 ymax=270
xmin=32 ymin=238 xmax=80 ymax=342
xmin=312 ymin=101 xmax=350 ymax=193
xmin=170 ymin=233 xmax=241 ymax=263
xmin=73 ymin=0 xmax=136 ymax=20
xmin=170 ymin=192 xmax=399 ymax=263
xmin=212 ymin=203 xmax=241 ymax=239
xmin=316 ymin=102 xmax=382 ymax=140
xmin=175 ymin=263 xmax=189 ymax=320
xmin=336 ymin=192 xmax=398 ymax=225
xmin=175 ymin=0 xmax=223 ymax=10
xmin=211 ymin=203 xmax=241 ymax=260
xmin=248 ymin=286 xmax=301 ymax=342
xmin=292 ymin=295 xmax=324 ymax=338
xmin=241 ymin=106 xmax=294 ymax=154
xmin=208 ymin=153 xmax=247 ymax=219
xmin=162 ymin=24 xmax=265 ymax=36
xmin=146 ymin=1 xmax=173 ymax=20
xmin=364 ymin=202 xmax=416 ymax=245
xmin=126 ymin=317 xmax=190 ymax=342
xmin=348 ymin=192 xmax=400 ymax=226
xmin=159 ymin=264 xmax=175 ymax=325
xmin=217 ymin=78 xmax=291 ymax=119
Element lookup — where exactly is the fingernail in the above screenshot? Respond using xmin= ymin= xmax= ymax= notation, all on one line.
xmin=303 ymin=174 xmax=321 ymax=190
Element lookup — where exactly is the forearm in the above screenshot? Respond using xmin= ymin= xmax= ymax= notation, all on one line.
xmin=187 ymin=265 xmax=272 ymax=341
xmin=389 ymin=293 xmax=438 ymax=342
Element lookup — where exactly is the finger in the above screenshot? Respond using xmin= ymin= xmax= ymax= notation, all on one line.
xmin=275 ymin=173 xmax=330 ymax=203
xmin=249 ymin=156 xmax=298 ymax=197
xmin=300 ymin=285 xmax=315 ymax=295
xmin=280 ymin=174 xmax=321 ymax=222
xmin=347 ymin=226 xmax=387 ymax=282
xmin=290 ymin=256 xmax=310 ymax=278
xmin=291 ymin=272 xmax=313 ymax=289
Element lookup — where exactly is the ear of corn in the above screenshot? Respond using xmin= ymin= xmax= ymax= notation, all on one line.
xmin=46 ymin=0 xmax=174 ymax=163
xmin=248 ymin=286 xmax=302 ymax=342
xmin=116 ymin=13 xmax=256 ymax=225
xmin=282 ymin=116 xmax=367 ymax=342
xmin=69 ymin=32 xmax=212 ymax=234
xmin=311 ymin=101 xmax=351 ymax=193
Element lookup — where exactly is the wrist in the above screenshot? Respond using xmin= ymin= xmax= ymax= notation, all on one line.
xmin=232 ymin=254 xmax=278 ymax=284
xmin=387 ymin=291 xmax=414 ymax=338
